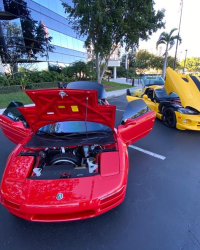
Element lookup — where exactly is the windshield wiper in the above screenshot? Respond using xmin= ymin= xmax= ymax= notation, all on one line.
xmin=37 ymin=131 xmax=59 ymax=137
xmin=62 ymin=131 xmax=113 ymax=136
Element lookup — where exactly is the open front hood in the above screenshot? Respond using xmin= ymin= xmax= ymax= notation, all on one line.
xmin=165 ymin=67 xmax=200 ymax=111
xmin=18 ymin=89 xmax=116 ymax=133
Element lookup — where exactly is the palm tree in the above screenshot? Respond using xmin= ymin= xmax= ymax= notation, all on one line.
xmin=156 ymin=28 xmax=182 ymax=79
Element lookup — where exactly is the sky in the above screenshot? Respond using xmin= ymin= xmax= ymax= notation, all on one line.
xmin=139 ymin=0 xmax=200 ymax=61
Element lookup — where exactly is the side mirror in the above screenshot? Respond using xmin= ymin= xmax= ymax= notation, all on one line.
xmin=121 ymin=118 xmax=137 ymax=126
xmin=143 ymin=94 xmax=148 ymax=99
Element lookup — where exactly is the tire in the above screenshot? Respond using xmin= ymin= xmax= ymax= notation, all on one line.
xmin=127 ymin=89 xmax=131 ymax=96
xmin=49 ymin=153 xmax=81 ymax=166
xmin=162 ymin=107 xmax=176 ymax=128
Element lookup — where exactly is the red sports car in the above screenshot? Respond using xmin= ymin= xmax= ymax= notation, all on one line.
xmin=0 ymin=86 xmax=155 ymax=222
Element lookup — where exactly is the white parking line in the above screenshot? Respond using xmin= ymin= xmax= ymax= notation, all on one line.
xmin=128 ymin=145 xmax=166 ymax=160
xmin=116 ymin=109 xmax=125 ymax=112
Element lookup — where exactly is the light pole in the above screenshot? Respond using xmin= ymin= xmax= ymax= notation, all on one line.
xmin=173 ymin=0 xmax=184 ymax=70
xmin=183 ymin=49 xmax=187 ymax=73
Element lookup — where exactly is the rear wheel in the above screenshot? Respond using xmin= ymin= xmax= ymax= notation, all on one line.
xmin=162 ymin=107 xmax=176 ymax=128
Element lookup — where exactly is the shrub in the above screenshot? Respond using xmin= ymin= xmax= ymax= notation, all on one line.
xmin=0 ymin=73 xmax=8 ymax=86
xmin=117 ymin=66 xmax=127 ymax=77
xmin=127 ymin=68 xmax=136 ymax=78
xmin=0 ymin=85 xmax=21 ymax=94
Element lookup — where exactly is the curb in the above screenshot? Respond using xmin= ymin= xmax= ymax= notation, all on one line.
xmin=107 ymin=92 xmax=125 ymax=99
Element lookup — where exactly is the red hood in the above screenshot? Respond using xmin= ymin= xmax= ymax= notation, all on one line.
xmin=18 ymin=89 xmax=116 ymax=133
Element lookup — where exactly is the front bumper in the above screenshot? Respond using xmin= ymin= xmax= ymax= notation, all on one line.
xmin=1 ymin=185 xmax=126 ymax=222
xmin=175 ymin=112 xmax=200 ymax=131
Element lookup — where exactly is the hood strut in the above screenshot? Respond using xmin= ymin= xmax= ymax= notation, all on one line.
xmin=85 ymin=97 xmax=89 ymax=141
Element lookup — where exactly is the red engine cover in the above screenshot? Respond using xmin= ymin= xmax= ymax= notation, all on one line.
xmin=6 ymin=156 xmax=34 ymax=182
xmin=100 ymin=152 xmax=120 ymax=177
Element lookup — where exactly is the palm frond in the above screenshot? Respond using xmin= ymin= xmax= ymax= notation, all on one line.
xmin=156 ymin=40 xmax=166 ymax=49
xmin=169 ymin=28 xmax=178 ymax=37
xmin=156 ymin=28 xmax=182 ymax=50
xmin=158 ymin=32 xmax=168 ymax=39
xmin=168 ymin=40 xmax=175 ymax=50
xmin=170 ymin=35 xmax=182 ymax=44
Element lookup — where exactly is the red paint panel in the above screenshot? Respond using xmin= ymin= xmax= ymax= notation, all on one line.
xmin=118 ymin=111 xmax=156 ymax=146
xmin=6 ymin=156 xmax=34 ymax=182
xmin=18 ymin=89 xmax=116 ymax=133
xmin=0 ymin=115 xmax=31 ymax=144
xmin=100 ymin=152 xmax=120 ymax=177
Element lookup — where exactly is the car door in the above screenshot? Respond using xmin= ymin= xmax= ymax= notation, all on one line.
xmin=117 ymin=99 xmax=156 ymax=146
xmin=0 ymin=101 xmax=31 ymax=144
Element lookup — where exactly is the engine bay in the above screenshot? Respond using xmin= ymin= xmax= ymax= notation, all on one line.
xmin=20 ymin=144 xmax=116 ymax=179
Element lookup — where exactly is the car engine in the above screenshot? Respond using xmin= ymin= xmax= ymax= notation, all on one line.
xmin=20 ymin=144 xmax=115 ymax=179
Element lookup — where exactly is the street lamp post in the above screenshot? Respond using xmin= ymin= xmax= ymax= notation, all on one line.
xmin=183 ymin=49 xmax=187 ymax=73
xmin=173 ymin=0 xmax=184 ymax=70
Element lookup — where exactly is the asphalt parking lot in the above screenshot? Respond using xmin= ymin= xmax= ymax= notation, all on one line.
xmin=0 ymin=94 xmax=200 ymax=250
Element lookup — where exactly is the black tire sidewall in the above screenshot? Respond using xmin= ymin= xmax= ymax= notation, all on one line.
xmin=162 ymin=107 xmax=176 ymax=128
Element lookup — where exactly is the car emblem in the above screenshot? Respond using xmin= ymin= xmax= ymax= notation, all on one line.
xmin=59 ymin=91 xmax=67 ymax=99
xmin=56 ymin=193 xmax=63 ymax=200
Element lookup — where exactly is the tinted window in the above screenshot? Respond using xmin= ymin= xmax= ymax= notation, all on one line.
xmin=3 ymin=101 xmax=27 ymax=125
xmin=122 ymin=99 xmax=149 ymax=121
xmin=155 ymin=89 xmax=178 ymax=99
xmin=38 ymin=121 xmax=112 ymax=134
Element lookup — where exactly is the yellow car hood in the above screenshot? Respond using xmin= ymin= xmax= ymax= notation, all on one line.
xmin=165 ymin=67 xmax=200 ymax=112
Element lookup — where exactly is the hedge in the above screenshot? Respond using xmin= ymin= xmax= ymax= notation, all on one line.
xmin=0 ymin=85 xmax=21 ymax=94
xmin=0 ymin=82 xmax=60 ymax=94
xmin=27 ymin=81 xmax=59 ymax=90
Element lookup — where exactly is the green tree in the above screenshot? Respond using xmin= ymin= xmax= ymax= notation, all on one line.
xmin=62 ymin=0 xmax=165 ymax=83
xmin=136 ymin=50 xmax=152 ymax=71
xmin=167 ymin=56 xmax=180 ymax=69
xmin=156 ymin=28 xmax=181 ymax=78
xmin=0 ymin=21 xmax=26 ymax=75
xmin=180 ymin=57 xmax=200 ymax=73
xmin=121 ymin=48 xmax=137 ymax=69
xmin=149 ymin=54 xmax=163 ymax=70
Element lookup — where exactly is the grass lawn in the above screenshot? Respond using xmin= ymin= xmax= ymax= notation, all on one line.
xmin=0 ymin=91 xmax=33 ymax=109
xmin=102 ymin=80 xmax=130 ymax=91
xmin=0 ymin=81 xmax=130 ymax=109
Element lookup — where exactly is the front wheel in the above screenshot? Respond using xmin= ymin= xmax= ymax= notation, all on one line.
xmin=162 ymin=107 xmax=176 ymax=128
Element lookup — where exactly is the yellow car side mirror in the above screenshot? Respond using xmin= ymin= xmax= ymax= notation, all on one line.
xmin=143 ymin=94 xmax=148 ymax=99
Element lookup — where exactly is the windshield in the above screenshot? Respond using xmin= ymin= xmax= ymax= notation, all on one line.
xmin=37 ymin=121 xmax=112 ymax=134
xmin=155 ymin=89 xmax=179 ymax=99
xmin=141 ymin=76 xmax=165 ymax=86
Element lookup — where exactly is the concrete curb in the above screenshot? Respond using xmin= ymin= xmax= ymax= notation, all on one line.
xmin=107 ymin=92 xmax=126 ymax=99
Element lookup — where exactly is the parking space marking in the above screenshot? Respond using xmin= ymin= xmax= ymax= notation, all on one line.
xmin=116 ymin=109 xmax=125 ymax=112
xmin=128 ymin=145 xmax=166 ymax=160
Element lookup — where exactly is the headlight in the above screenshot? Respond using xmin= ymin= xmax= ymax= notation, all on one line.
xmin=178 ymin=108 xmax=199 ymax=115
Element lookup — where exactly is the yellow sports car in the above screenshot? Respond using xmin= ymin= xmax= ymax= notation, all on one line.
xmin=126 ymin=75 xmax=164 ymax=97
xmin=127 ymin=68 xmax=200 ymax=130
